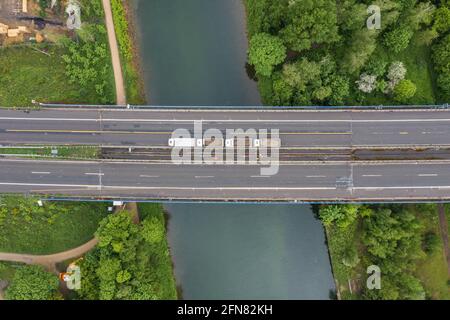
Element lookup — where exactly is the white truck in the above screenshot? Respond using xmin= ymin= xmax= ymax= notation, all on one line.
xmin=168 ymin=138 xmax=203 ymax=147
xmin=253 ymin=138 xmax=281 ymax=148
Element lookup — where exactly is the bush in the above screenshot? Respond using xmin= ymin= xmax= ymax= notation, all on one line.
xmin=249 ymin=33 xmax=286 ymax=77
xmin=384 ymin=26 xmax=414 ymax=53
xmin=5 ymin=265 xmax=60 ymax=300
xmin=433 ymin=7 xmax=450 ymax=33
xmin=422 ymin=232 xmax=439 ymax=254
xmin=356 ymin=73 xmax=377 ymax=93
xmin=394 ymin=79 xmax=417 ymax=102
xmin=319 ymin=205 xmax=359 ymax=229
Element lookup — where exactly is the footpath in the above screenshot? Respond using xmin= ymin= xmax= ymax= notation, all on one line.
xmin=102 ymin=0 xmax=126 ymax=105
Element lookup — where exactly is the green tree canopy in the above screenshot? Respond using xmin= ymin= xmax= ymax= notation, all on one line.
xmin=248 ymin=33 xmax=286 ymax=77
xmin=5 ymin=265 xmax=60 ymax=300
xmin=394 ymin=79 xmax=417 ymax=102
xmin=279 ymin=0 xmax=340 ymax=52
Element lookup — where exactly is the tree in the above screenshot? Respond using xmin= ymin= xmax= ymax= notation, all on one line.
xmin=79 ymin=210 xmax=176 ymax=300
xmin=384 ymin=26 xmax=414 ymax=53
xmin=437 ymin=74 xmax=450 ymax=100
xmin=342 ymin=246 xmax=360 ymax=268
xmin=328 ymin=75 xmax=350 ymax=105
xmin=279 ymin=0 xmax=340 ymax=52
xmin=432 ymin=34 xmax=450 ymax=101
xmin=387 ymin=61 xmax=407 ymax=92
xmin=432 ymin=34 xmax=450 ymax=72
xmin=341 ymin=29 xmax=377 ymax=74
xmin=248 ymin=33 xmax=286 ymax=77
xmin=394 ymin=79 xmax=417 ymax=102
xmin=141 ymin=216 xmax=164 ymax=244
xmin=356 ymin=74 xmax=378 ymax=93
xmin=319 ymin=205 xmax=359 ymax=229
xmin=95 ymin=211 xmax=139 ymax=251
xmin=5 ymin=265 xmax=60 ymax=300
xmin=433 ymin=6 xmax=450 ymax=33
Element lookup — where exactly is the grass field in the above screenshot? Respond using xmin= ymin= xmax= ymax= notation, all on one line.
xmin=0 ymin=45 xmax=115 ymax=108
xmin=0 ymin=262 xmax=18 ymax=282
xmin=0 ymin=146 xmax=100 ymax=159
xmin=0 ymin=196 xmax=109 ymax=255
xmin=414 ymin=207 xmax=449 ymax=300
xmin=0 ymin=46 xmax=81 ymax=107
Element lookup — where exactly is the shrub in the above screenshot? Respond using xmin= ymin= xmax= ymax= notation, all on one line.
xmin=394 ymin=79 xmax=417 ymax=102
xmin=422 ymin=232 xmax=439 ymax=254
xmin=5 ymin=265 xmax=60 ymax=300
xmin=356 ymin=73 xmax=377 ymax=93
xmin=387 ymin=61 xmax=407 ymax=92
xmin=249 ymin=33 xmax=286 ymax=77
xmin=384 ymin=26 xmax=414 ymax=53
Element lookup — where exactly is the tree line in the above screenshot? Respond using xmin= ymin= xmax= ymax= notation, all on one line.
xmin=245 ymin=0 xmax=450 ymax=106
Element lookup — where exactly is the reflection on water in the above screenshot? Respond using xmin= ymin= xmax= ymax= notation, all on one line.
xmin=132 ymin=0 xmax=335 ymax=299
xmin=165 ymin=204 xmax=335 ymax=300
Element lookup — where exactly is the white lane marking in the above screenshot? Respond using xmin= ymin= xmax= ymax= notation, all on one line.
xmin=32 ymin=172 xmax=51 ymax=175
xmin=3 ymin=117 xmax=450 ymax=123
xmin=195 ymin=176 xmax=215 ymax=179
xmin=139 ymin=175 xmax=160 ymax=178
xmin=306 ymin=175 xmax=327 ymax=178
xmin=418 ymin=174 xmax=438 ymax=177
xmin=251 ymin=175 xmax=271 ymax=178
xmin=362 ymin=174 xmax=382 ymax=177
xmin=354 ymin=186 xmax=450 ymax=190
xmin=3 ymin=182 xmax=450 ymax=191
xmin=0 ymin=182 xmax=336 ymax=190
xmin=85 ymin=173 xmax=105 ymax=176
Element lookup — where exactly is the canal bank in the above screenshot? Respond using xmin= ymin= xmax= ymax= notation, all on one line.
xmin=131 ymin=0 xmax=335 ymax=299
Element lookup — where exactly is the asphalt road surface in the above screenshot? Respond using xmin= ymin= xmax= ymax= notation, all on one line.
xmin=2 ymin=107 xmax=450 ymax=201
xmin=2 ymin=108 xmax=450 ymax=148
xmin=1 ymin=158 xmax=450 ymax=202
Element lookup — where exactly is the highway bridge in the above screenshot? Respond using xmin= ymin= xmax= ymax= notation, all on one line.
xmin=1 ymin=107 xmax=450 ymax=202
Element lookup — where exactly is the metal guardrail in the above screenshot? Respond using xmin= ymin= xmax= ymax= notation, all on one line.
xmin=35 ymin=102 xmax=450 ymax=111
xmin=24 ymin=196 xmax=450 ymax=205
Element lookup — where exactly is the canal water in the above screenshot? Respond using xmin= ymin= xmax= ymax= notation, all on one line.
xmin=132 ymin=0 xmax=335 ymax=299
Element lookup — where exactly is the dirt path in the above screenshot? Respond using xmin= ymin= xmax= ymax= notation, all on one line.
xmin=437 ymin=204 xmax=450 ymax=276
xmin=0 ymin=238 xmax=98 ymax=273
xmin=102 ymin=0 xmax=127 ymax=105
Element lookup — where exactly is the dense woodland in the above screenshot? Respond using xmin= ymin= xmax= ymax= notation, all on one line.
xmin=319 ymin=204 xmax=449 ymax=300
xmin=245 ymin=0 xmax=450 ymax=106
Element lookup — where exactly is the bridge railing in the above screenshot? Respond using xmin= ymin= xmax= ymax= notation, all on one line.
xmin=35 ymin=102 xmax=450 ymax=111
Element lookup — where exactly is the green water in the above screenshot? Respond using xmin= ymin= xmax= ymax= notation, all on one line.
xmin=132 ymin=0 xmax=335 ymax=299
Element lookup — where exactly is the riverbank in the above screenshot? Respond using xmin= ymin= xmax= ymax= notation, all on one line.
xmin=110 ymin=0 xmax=146 ymax=104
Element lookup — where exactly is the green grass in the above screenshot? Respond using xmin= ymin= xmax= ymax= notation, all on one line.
xmin=325 ymin=220 xmax=364 ymax=300
xmin=138 ymin=203 xmax=178 ymax=299
xmin=0 ymin=146 xmax=100 ymax=159
xmin=0 ymin=196 xmax=110 ymax=255
xmin=0 ymin=262 xmax=19 ymax=282
xmin=414 ymin=206 xmax=449 ymax=300
xmin=0 ymin=45 xmax=115 ymax=107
